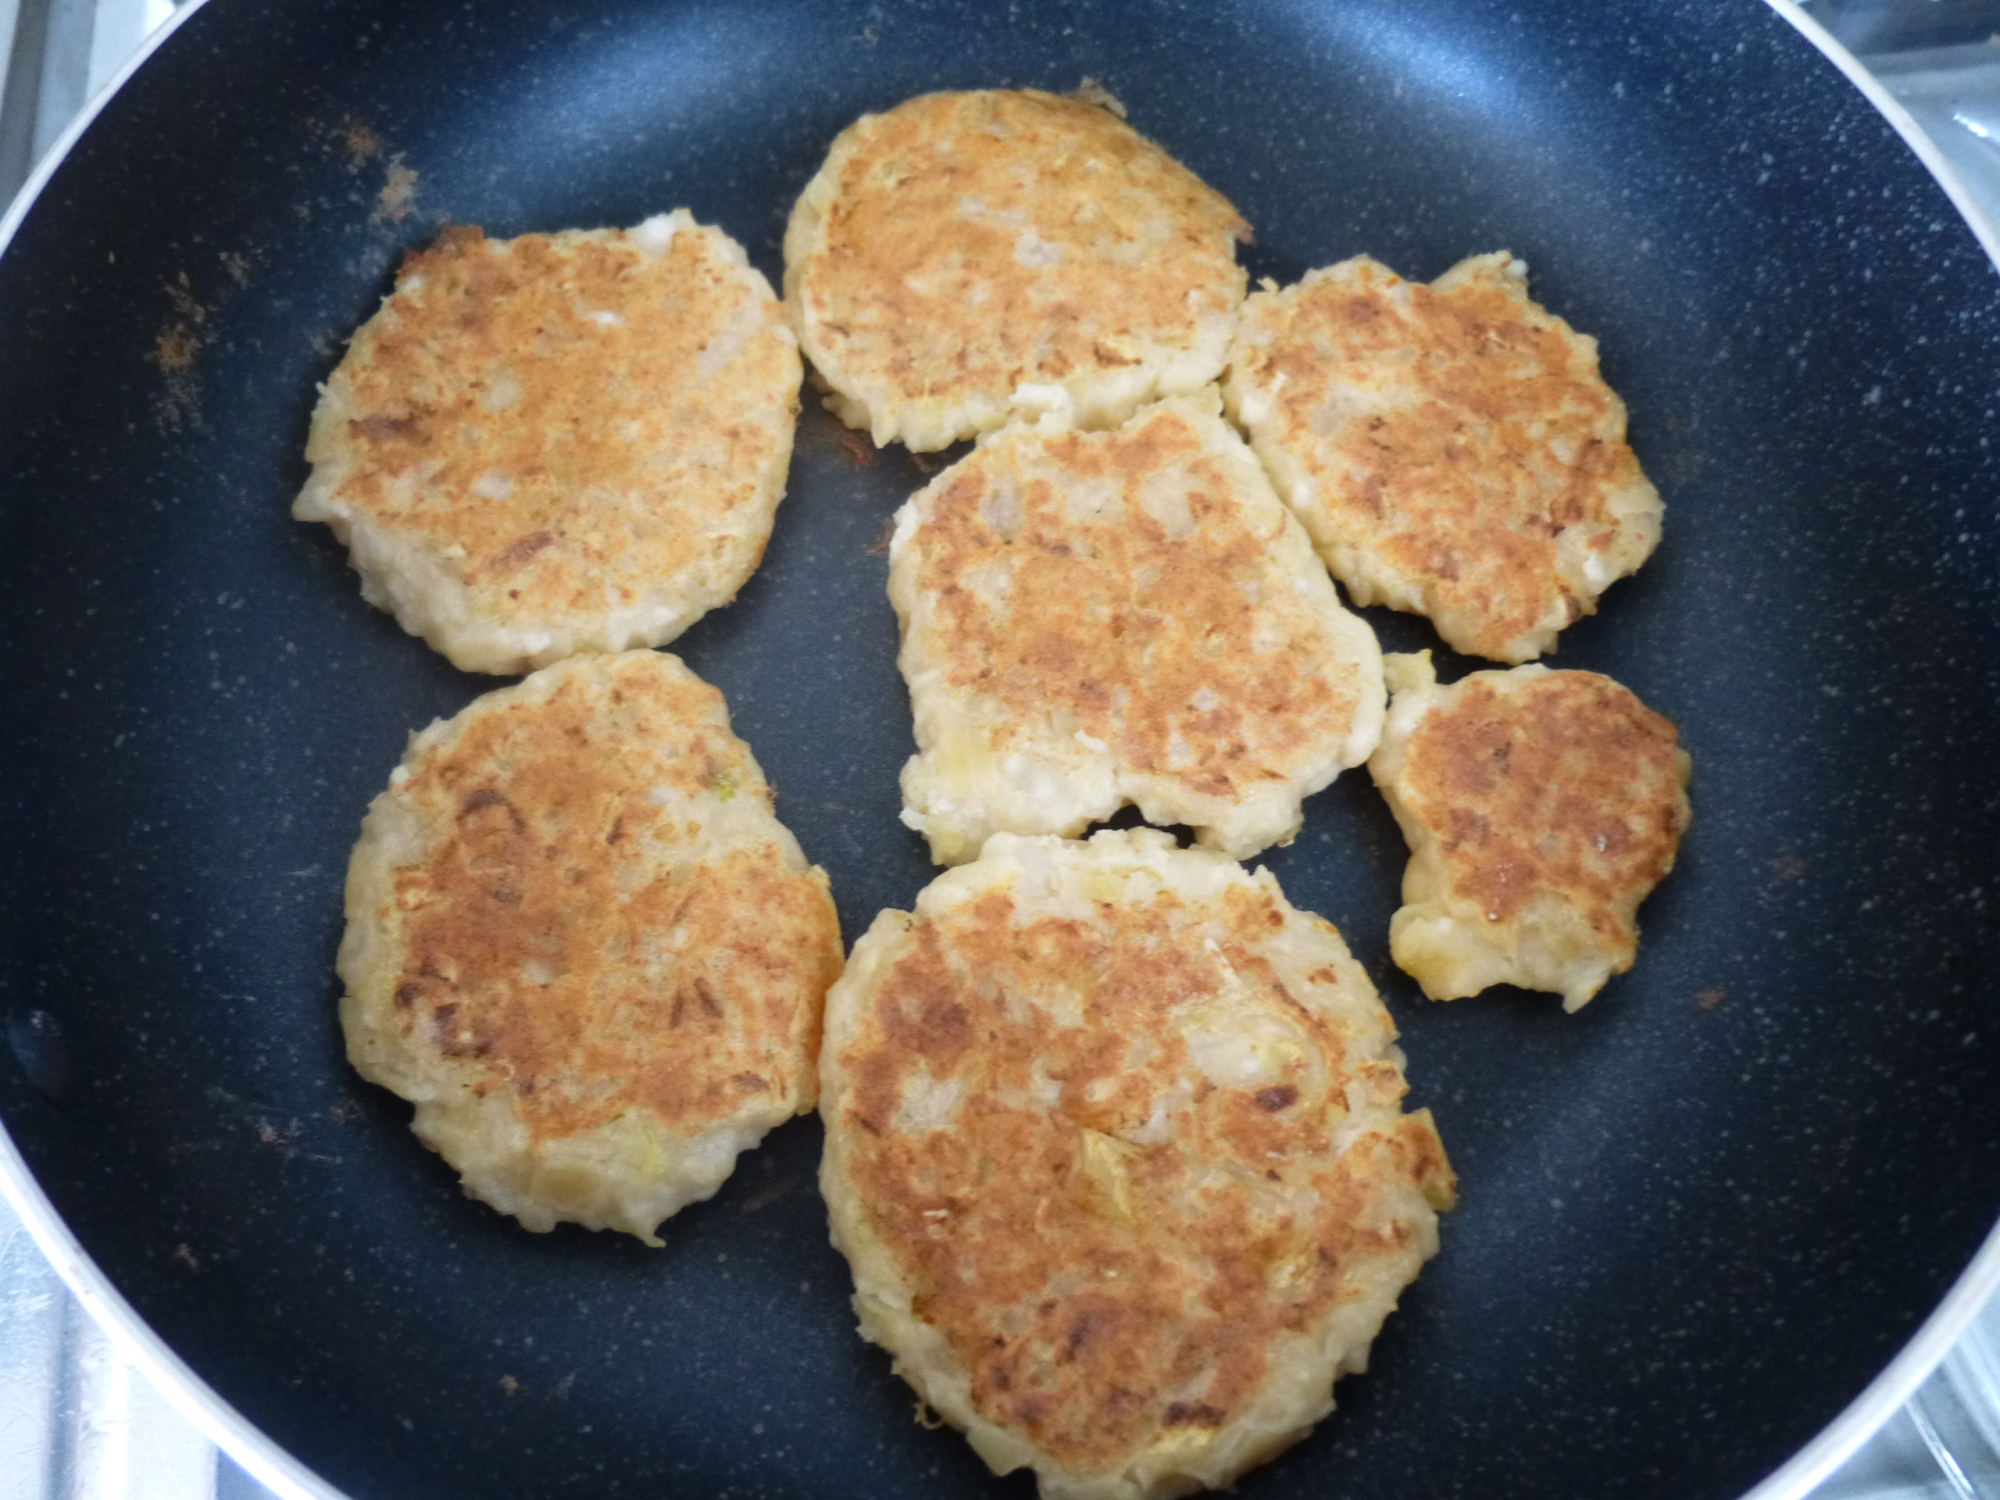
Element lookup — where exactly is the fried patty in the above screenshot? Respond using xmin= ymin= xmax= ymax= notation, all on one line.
xmin=784 ymin=88 xmax=1250 ymax=452
xmin=295 ymin=213 xmax=801 ymax=674
xmin=1223 ymin=252 xmax=1662 ymax=662
xmin=338 ymin=650 xmax=843 ymax=1243
xmin=1369 ymin=651 xmax=1691 ymax=1011
xmin=892 ymin=392 xmax=1383 ymax=866
xmin=820 ymin=829 xmax=1455 ymax=1500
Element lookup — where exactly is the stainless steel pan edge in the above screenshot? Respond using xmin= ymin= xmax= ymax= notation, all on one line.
xmin=0 ymin=1127 xmax=347 ymax=1500
xmin=0 ymin=14 xmax=343 ymax=1497
xmin=0 ymin=0 xmax=205 ymax=259
xmin=0 ymin=2 xmax=1995 ymax=1497
xmin=1744 ymin=1216 xmax=2000 ymax=1499
xmin=1771 ymin=0 xmax=2000 ymax=269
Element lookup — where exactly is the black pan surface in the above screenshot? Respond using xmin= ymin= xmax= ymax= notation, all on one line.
xmin=3 ymin=2 xmax=1998 ymax=1497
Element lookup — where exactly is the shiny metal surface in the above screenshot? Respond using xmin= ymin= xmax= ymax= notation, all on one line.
xmin=0 ymin=1158 xmax=315 ymax=1500
xmin=0 ymin=1199 xmax=219 ymax=1500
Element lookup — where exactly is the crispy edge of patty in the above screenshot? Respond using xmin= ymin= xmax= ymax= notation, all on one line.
xmin=890 ymin=392 xmax=1384 ymax=865
xmin=1222 ymin=251 xmax=1661 ymax=662
xmin=819 ymin=829 xmax=1454 ymax=1499
xmin=784 ymin=88 xmax=1249 ymax=452
xmin=295 ymin=211 xmax=801 ymax=674
xmin=338 ymin=650 xmax=843 ymax=1242
xmin=1368 ymin=650 xmax=1692 ymax=1010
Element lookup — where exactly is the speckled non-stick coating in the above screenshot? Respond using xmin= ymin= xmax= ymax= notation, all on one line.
xmin=2 ymin=2 xmax=1997 ymax=1498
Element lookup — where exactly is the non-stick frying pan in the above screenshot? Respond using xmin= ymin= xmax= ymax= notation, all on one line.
xmin=3 ymin=2 xmax=1998 ymax=1497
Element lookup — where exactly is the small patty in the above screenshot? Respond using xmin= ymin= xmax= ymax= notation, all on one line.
xmin=1224 ymin=252 xmax=1661 ymax=662
xmin=296 ymin=213 xmax=801 ymax=674
xmin=820 ymin=830 xmax=1455 ymax=1500
xmin=1369 ymin=651 xmax=1692 ymax=1010
xmin=785 ymin=88 xmax=1250 ymax=452
xmin=891 ymin=392 xmax=1384 ymax=865
xmin=338 ymin=650 xmax=843 ymax=1243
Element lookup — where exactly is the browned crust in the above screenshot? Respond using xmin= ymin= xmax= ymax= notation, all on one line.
xmin=363 ymin=654 xmax=841 ymax=1145
xmin=1397 ymin=668 xmax=1690 ymax=949
xmin=827 ymin=861 xmax=1453 ymax=1482
xmin=908 ymin=404 xmax=1371 ymax=802
xmin=306 ymin=219 xmax=799 ymax=659
xmin=788 ymin=89 xmax=1249 ymax=446
xmin=1228 ymin=254 xmax=1659 ymax=661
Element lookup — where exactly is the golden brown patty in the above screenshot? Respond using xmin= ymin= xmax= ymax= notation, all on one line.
xmin=785 ymin=88 xmax=1250 ymax=452
xmin=820 ymin=830 xmax=1455 ymax=1500
xmin=892 ymin=392 xmax=1383 ymax=865
xmin=338 ymin=650 xmax=843 ymax=1243
xmin=1223 ymin=252 xmax=1662 ymax=662
xmin=295 ymin=213 xmax=801 ymax=674
xmin=1369 ymin=652 xmax=1692 ymax=1010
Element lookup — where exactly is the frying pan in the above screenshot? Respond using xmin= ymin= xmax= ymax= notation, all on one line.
xmin=3 ymin=1 xmax=1998 ymax=1497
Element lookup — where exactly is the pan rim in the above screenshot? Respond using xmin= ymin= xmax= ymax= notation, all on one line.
xmin=1743 ymin=0 xmax=2000 ymax=1487
xmin=0 ymin=2 xmax=1996 ymax=1497
xmin=1744 ymin=1216 xmax=2000 ymax=1498
xmin=1766 ymin=0 xmax=2000 ymax=273
xmin=0 ymin=1122 xmax=350 ymax=1500
xmin=0 ymin=0 xmax=208 ymax=259
xmin=5 ymin=1130 xmax=1998 ymax=1500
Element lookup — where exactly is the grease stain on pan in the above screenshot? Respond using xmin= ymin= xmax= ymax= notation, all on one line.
xmin=339 ymin=117 xmax=384 ymax=171
xmin=301 ymin=113 xmax=385 ymax=175
xmin=151 ymin=270 xmax=209 ymax=433
xmin=372 ymin=154 xmax=420 ymax=224
xmin=149 ymin=247 xmax=269 ymax=432
xmin=147 ymin=114 xmax=425 ymax=434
